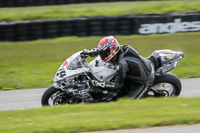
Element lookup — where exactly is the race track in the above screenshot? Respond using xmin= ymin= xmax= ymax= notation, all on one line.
xmin=84 ymin=124 xmax=200 ymax=133
xmin=0 ymin=78 xmax=199 ymax=111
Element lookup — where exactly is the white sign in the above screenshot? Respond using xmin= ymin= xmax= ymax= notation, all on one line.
xmin=138 ymin=18 xmax=200 ymax=34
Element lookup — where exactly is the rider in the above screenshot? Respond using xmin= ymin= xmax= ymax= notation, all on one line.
xmin=81 ymin=36 xmax=155 ymax=99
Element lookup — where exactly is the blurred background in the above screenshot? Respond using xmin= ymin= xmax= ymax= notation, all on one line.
xmin=0 ymin=0 xmax=200 ymax=90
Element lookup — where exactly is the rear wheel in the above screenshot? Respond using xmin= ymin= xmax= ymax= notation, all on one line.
xmin=41 ymin=86 xmax=80 ymax=106
xmin=149 ymin=73 xmax=181 ymax=97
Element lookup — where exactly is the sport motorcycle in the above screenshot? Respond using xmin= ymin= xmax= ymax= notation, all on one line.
xmin=41 ymin=49 xmax=184 ymax=106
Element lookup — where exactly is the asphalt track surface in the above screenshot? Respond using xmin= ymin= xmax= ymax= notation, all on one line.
xmin=0 ymin=78 xmax=199 ymax=111
xmin=84 ymin=124 xmax=200 ymax=133
xmin=0 ymin=78 xmax=199 ymax=133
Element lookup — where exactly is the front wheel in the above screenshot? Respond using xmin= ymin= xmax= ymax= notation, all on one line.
xmin=149 ymin=73 xmax=182 ymax=97
xmin=41 ymin=85 xmax=80 ymax=106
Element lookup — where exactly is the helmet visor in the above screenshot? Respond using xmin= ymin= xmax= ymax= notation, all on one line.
xmin=99 ymin=48 xmax=110 ymax=61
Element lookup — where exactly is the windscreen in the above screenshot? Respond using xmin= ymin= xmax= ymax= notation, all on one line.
xmin=67 ymin=54 xmax=87 ymax=70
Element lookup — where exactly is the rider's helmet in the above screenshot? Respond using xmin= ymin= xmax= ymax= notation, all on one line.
xmin=98 ymin=36 xmax=120 ymax=62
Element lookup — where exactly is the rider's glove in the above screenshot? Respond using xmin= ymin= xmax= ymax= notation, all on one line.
xmin=81 ymin=48 xmax=99 ymax=58
xmin=81 ymin=49 xmax=90 ymax=58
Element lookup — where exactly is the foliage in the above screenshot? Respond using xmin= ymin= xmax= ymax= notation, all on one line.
xmin=0 ymin=32 xmax=200 ymax=90
xmin=0 ymin=1 xmax=200 ymax=21
xmin=0 ymin=97 xmax=200 ymax=133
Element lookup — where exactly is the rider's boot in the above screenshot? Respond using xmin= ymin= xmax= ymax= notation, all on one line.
xmin=126 ymin=84 xmax=148 ymax=99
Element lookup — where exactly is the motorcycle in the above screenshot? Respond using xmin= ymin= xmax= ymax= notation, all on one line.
xmin=41 ymin=49 xmax=184 ymax=106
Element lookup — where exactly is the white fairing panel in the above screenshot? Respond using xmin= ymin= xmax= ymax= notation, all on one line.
xmin=54 ymin=64 xmax=90 ymax=82
xmin=54 ymin=51 xmax=90 ymax=82
xmin=88 ymin=56 xmax=117 ymax=81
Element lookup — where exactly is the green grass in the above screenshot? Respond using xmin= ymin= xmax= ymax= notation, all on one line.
xmin=0 ymin=1 xmax=200 ymax=21
xmin=0 ymin=97 xmax=200 ymax=133
xmin=0 ymin=32 xmax=200 ymax=90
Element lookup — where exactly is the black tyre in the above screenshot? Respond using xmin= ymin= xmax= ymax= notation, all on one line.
xmin=150 ymin=73 xmax=182 ymax=97
xmin=41 ymin=85 xmax=80 ymax=106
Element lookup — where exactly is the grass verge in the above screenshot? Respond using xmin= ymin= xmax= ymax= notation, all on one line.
xmin=0 ymin=1 xmax=200 ymax=21
xmin=0 ymin=32 xmax=200 ymax=90
xmin=0 ymin=97 xmax=200 ymax=133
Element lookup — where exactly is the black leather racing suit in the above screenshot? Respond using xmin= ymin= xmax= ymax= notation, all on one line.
xmin=84 ymin=45 xmax=155 ymax=99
